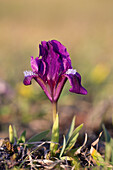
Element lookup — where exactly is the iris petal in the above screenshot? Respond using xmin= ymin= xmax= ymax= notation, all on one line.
xmin=65 ymin=72 xmax=87 ymax=95
xmin=23 ymin=40 xmax=87 ymax=103
xmin=23 ymin=71 xmax=36 ymax=85
xmin=31 ymin=57 xmax=39 ymax=73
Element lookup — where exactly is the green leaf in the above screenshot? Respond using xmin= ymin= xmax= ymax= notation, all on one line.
xmin=66 ymin=116 xmax=75 ymax=143
xmin=27 ymin=130 xmax=49 ymax=144
xmin=70 ymin=124 xmax=83 ymax=140
xmin=91 ymin=146 xmax=105 ymax=167
xmin=64 ymin=124 xmax=83 ymax=153
xmin=102 ymin=124 xmax=111 ymax=142
xmin=59 ymin=135 xmax=66 ymax=158
xmin=111 ymin=146 xmax=113 ymax=165
xmin=17 ymin=130 xmax=26 ymax=144
xmin=13 ymin=125 xmax=18 ymax=140
xmin=9 ymin=125 xmax=14 ymax=144
xmin=65 ymin=133 xmax=79 ymax=153
xmin=102 ymin=124 xmax=113 ymax=163
xmin=50 ymin=114 xmax=59 ymax=155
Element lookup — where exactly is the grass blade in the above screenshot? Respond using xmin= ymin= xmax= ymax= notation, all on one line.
xmin=66 ymin=116 xmax=75 ymax=143
xmin=65 ymin=133 xmax=79 ymax=153
xmin=13 ymin=125 xmax=18 ymax=140
xmin=70 ymin=124 xmax=83 ymax=140
xmin=27 ymin=130 xmax=49 ymax=146
xmin=60 ymin=135 xmax=66 ymax=158
xmin=65 ymin=124 xmax=83 ymax=153
xmin=102 ymin=124 xmax=110 ymax=142
xmin=102 ymin=124 xmax=113 ymax=162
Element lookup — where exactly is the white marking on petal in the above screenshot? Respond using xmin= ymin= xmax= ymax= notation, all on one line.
xmin=66 ymin=69 xmax=76 ymax=75
xmin=23 ymin=70 xmax=36 ymax=77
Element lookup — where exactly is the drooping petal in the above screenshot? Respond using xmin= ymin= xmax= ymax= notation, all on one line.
xmin=65 ymin=70 xmax=87 ymax=95
xmin=23 ymin=71 xmax=52 ymax=101
xmin=23 ymin=71 xmax=36 ymax=85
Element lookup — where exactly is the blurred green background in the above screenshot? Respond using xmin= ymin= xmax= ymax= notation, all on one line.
xmin=0 ymin=0 xmax=113 ymax=138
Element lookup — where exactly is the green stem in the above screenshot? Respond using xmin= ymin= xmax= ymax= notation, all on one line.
xmin=52 ymin=102 xmax=57 ymax=123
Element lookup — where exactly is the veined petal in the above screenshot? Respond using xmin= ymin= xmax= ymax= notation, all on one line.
xmin=31 ymin=56 xmax=46 ymax=76
xmin=65 ymin=70 xmax=87 ymax=95
xmin=39 ymin=41 xmax=48 ymax=58
xmin=23 ymin=71 xmax=52 ymax=101
xmin=23 ymin=40 xmax=87 ymax=103
xmin=51 ymin=40 xmax=72 ymax=71
xmin=23 ymin=71 xmax=36 ymax=85
xmin=39 ymin=40 xmax=72 ymax=80
xmin=51 ymin=40 xmax=69 ymax=58
xmin=46 ymin=43 xmax=60 ymax=81
xmin=31 ymin=56 xmax=38 ymax=73
xmin=53 ymin=76 xmax=67 ymax=102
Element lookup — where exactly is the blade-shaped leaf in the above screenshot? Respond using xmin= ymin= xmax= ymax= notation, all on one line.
xmin=105 ymin=143 xmax=113 ymax=163
xmin=18 ymin=130 xmax=26 ymax=144
xmin=70 ymin=124 xmax=83 ymax=140
xmin=13 ymin=125 xmax=18 ymax=140
xmin=111 ymin=147 xmax=113 ymax=165
xmin=90 ymin=146 xmax=105 ymax=167
xmin=27 ymin=130 xmax=49 ymax=143
xmin=60 ymin=135 xmax=66 ymax=158
xmin=102 ymin=124 xmax=111 ymax=142
xmin=65 ymin=124 xmax=83 ymax=153
xmin=66 ymin=116 xmax=75 ymax=143
xmin=50 ymin=114 xmax=59 ymax=155
xmin=102 ymin=124 xmax=113 ymax=162
xmin=65 ymin=133 xmax=79 ymax=153
xmin=9 ymin=125 xmax=14 ymax=144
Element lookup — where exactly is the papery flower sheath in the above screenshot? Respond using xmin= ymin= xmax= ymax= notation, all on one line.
xmin=23 ymin=40 xmax=87 ymax=102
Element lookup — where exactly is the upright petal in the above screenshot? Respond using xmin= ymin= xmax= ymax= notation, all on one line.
xmin=31 ymin=56 xmax=46 ymax=77
xmin=39 ymin=41 xmax=61 ymax=81
xmin=51 ymin=40 xmax=69 ymax=58
xmin=51 ymin=40 xmax=72 ymax=71
xmin=31 ymin=56 xmax=39 ymax=73
xmin=46 ymin=43 xmax=60 ymax=81
xmin=39 ymin=41 xmax=48 ymax=59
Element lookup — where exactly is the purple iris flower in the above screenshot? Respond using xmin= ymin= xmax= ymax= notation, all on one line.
xmin=23 ymin=40 xmax=87 ymax=103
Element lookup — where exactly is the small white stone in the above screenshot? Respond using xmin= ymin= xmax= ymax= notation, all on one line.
xmin=66 ymin=69 xmax=76 ymax=75
xmin=23 ymin=70 xmax=35 ymax=77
